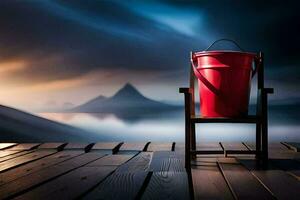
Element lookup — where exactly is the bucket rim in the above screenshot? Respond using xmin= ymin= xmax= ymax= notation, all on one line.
xmin=193 ymin=50 xmax=257 ymax=57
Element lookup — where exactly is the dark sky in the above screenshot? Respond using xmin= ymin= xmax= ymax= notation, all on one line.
xmin=0 ymin=0 xmax=299 ymax=111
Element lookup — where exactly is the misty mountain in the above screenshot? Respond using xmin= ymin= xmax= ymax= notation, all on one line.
xmin=71 ymin=83 xmax=179 ymax=113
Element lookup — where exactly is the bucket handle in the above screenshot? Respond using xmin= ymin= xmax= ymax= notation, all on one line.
xmin=190 ymin=52 xmax=222 ymax=97
xmin=204 ymin=38 xmax=258 ymax=78
xmin=205 ymin=38 xmax=245 ymax=51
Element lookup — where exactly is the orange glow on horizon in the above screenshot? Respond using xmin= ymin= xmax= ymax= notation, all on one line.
xmin=0 ymin=60 xmax=27 ymax=74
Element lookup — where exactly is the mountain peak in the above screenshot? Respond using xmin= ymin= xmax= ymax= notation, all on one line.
xmin=112 ymin=83 xmax=142 ymax=99
xmin=122 ymin=83 xmax=136 ymax=91
xmin=72 ymin=82 xmax=176 ymax=112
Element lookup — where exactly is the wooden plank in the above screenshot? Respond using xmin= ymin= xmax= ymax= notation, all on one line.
xmin=0 ymin=150 xmax=57 ymax=172
xmin=221 ymin=142 xmax=251 ymax=156
xmin=218 ymin=161 xmax=275 ymax=199
xmin=193 ymin=157 xmax=238 ymax=167
xmin=192 ymin=166 xmax=234 ymax=200
xmin=244 ymin=142 xmax=300 ymax=159
xmin=269 ymin=143 xmax=290 ymax=151
xmin=0 ymin=150 xmax=20 ymax=158
xmin=38 ymin=143 xmax=66 ymax=150
xmin=118 ymin=142 xmax=148 ymax=153
xmin=270 ymin=159 xmax=300 ymax=179
xmin=0 ymin=152 xmax=106 ymax=199
xmin=0 ymin=143 xmax=17 ymax=150
xmin=195 ymin=142 xmax=224 ymax=154
xmin=149 ymin=151 xmax=185 ymax=172
xmin=0 ymin=150 xmax=84 ymax=186
xmin=146 ymin=142 xmax=174 ymax=151
xmin=116 ymin=152 xmax=153 ymax=173
xmin=173 ymin=143 xmax=185 ymax=159
xmin=240 ymin=159 xmax=300 ymax=200
xmin=14 ymin=166 xmax=116 ymax=200
xmin=252 ymin=170 xmax=300 ymax=200
xmin=64 ymin=143 xmax=93 ymax=152
xmin=174 ymin=142 xmax=184 ymax=152
xmin=15 ymin=153 xmax=134 ymax=199
xmin=241 ymin=143 xmax=300 ymax=177
xmin=91 ymin=142 xmax=122 ymax=154
xmin=282 ymin=142 xmax=300 ymax=152
xmin=245 ymin=142 xmax=289 ymax=152
xmin=82 ymin=172 xmax=149 ymax=200
xmin=0 ymin=150 xmax=34 ymax=161
xmin=192 ymin=157 xmax=218 ymax=167
xmin=8 ymin=143 xmax=40 ymax=151
xmin=141 ymin=172 xmax=190 ymax=200
xmin=86 ymin=154 xmax=135 ymax=166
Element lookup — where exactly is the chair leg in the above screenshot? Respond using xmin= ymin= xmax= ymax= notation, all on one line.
xmin=255 ymin=122 xmax=262 ymax=159
xmin=185 ymin=123 xmax=191 ymax=169
xmin=183 ymin=93 xmax=192 ymax=169
xmin=262 ymin=117 xmax=268 ymax=161
xmin=261 ymin=92 xmax=268 ymax=163
xmin=191 ymin=123 xmax=196 ymax=159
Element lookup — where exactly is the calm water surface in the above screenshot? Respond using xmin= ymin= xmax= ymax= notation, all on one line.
xmin=38 ymin=107 xmax=300 ymax=142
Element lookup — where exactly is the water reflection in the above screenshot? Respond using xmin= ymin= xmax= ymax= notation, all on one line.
xmin=38 ymin=106 xmax=300 ymax=142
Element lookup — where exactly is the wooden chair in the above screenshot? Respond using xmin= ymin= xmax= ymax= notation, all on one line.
xmin=179 ymin=51 xmax=273 ymax=168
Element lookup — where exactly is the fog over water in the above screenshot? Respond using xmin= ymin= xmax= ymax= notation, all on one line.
xmin=38 ymin=105 xmax=300 ymax=142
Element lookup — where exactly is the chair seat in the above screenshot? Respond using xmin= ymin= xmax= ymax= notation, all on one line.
xmin=191 ymin=115 xmax=259 ymax=123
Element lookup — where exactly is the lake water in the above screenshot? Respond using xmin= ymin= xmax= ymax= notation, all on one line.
xmin=38 ymin=106 xmax=300 ymax=142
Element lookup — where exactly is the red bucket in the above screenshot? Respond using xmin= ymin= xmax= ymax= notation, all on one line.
xmin=191 ymin=39 xmax=258 ymax=117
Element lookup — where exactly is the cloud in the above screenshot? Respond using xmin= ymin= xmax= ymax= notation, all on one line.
xmin=0 ymin=60 xmax=27 ymax=74
xmin=0 ymin=0 xmax=300 ymax=110
xmin=118 ymin=0 xmax=202 ymax=37
xmin=38 ymin=0 xmax=151 ymax=41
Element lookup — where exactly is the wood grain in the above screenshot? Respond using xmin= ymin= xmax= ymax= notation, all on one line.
xmin=0 ymin=150 xmax=20 ymax=158
xmin=240 ymin=159 xmax=300 ymax=200
xmin=197 ymin=142 xmax=223 ymax=152
xmin=82 ymin=172 xmax=149 ymax=200
xmin=218 ymin=162 xmax=275 ymax=199
xmin=141 ymin=172 xmax=190 ymax=200
xmin=91 ymin=142 xmax=122 ymax=154
xmin=15 ymin=166 xmax=116 ymax=200
xmin=64 ymin=143 xmax=93 ymax=151
xmin=252 ymin=170 xmax=300 ymax=200
xmin=244 ymin=142 xmax=300 ymax=159
xmin=0 ymin=143 xmax=17 ymax=150
xmin=192 ymin=166 xmax=233 ymax=200
xmin=8 ymin=143 xmax=40 ymax=151
xmin=0 ymin=150 xmax=34 ymax=162
xmin=86 ymin=154 xmax=135 ymax=166
xmin=147 ymin=142 xmax=174 ymax=151
xmin=221 ymin=142 xmax=252 ymax=156
xmin=0 ymin=152 xmax=106 ymax=199
xmin=0 ymin=150 xmax=57 ymax=172
xmin=3 ymin=142 xmax=300 ymax=199
xmin=244 ymin=142 xmax=289 ymax=151
xmin=149 ymin=151 xmax=185 ymax=172
xmin=116 ymin=152 xmax=153 ymax=173
xmin=118 ymin=142 xmax=148 ymax=153
xmin=38 ymin=143 xmax=66 ymax=150
xmin=0 ymin=150 xmax=84 ymax=186
xmin=270 ymin=159 xmax=300 ymax=178
xmin=193 ymin=142 xmax=224 ymax=155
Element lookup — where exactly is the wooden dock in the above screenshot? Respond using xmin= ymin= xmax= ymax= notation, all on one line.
xmin=0 ymin=141 xmax=300 ymax=199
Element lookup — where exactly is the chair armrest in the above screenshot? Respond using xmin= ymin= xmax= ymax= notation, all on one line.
xmin=179 ymin=87 xmax=192 ymax=94
xmin=264 ymin=88 xmax=274 ymax=94
xmin=258 ymin=88 xmax=274 ymax=95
